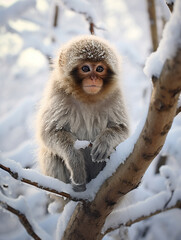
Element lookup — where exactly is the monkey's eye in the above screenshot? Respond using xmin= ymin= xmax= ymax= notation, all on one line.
xmin=82 ymin=65 xmax=90 ymax=72
xmin=96 ymin=66 xmax=104 ymax=72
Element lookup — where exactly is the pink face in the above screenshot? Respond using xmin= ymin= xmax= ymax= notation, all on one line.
xmin=78 ymin=62 xmax=108 ymax=95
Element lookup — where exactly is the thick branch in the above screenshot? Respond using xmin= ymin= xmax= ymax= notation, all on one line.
xmin=0 ymin=200 xmax=41 ymax=240
xmin=62 ymin=48 xmax=181 ymax=240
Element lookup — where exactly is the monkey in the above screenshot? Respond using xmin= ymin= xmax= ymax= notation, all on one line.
xmin=36 ymin=35 xmax=129 ymax=192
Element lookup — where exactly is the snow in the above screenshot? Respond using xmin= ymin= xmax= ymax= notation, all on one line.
xmin=74 ymin=140 xmax=90 ymax=149
xmin=48 ymin=200 xmax=63 ymax=214
xmin=0 ymin=0 xmax=36 ymax=26
xmin=61 ymin=0 xmax=98 ymax=23
xmin=0 ymin=0 xmax=181 ymax=239
xmin=144 ymin=0 xmax=181 ymax=78
xmin=166 ymin=0 xmax=175 ymax=4
xmin=55 ymin=201 xmax=78 ymax=240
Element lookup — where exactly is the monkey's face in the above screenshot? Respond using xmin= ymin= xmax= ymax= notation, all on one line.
xmin=68 ymin=60 xmax=116 ymax=102
xmin=77 ymin=62 xmax=107 ymax=95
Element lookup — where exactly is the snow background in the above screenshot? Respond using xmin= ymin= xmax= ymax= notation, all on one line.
xmin=0 ymin=0 xmax=181 ymax=239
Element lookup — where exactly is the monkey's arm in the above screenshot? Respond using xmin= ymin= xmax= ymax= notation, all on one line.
xmin=38 ymin=103 xmax=86 ymax=190
xmin=91 ymin=122 xmax=129 ymax=162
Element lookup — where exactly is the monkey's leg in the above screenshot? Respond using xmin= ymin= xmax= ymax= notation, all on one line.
xmin=62 ymin=147 xmax=87 ymax=191
xmin=81 ymin=147 xmax=106 ymax=182
xmin=39 ymin=151 xmax=70 ymax=211
xmin=40 ymin=149 xmax=86 ymax=192
xmin=40 ymin=150 xmax=71 ymax=183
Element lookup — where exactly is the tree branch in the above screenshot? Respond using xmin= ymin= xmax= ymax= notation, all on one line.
xmin=53 ymin=5 xmax=59 ymax=28
xmin=104 ymin=199 xmax=181 ymax=236
xmin=0 ymin=200 xmax=41 ymax=240
xmin=69 ymin=9 xmax=96 ymax=35
xmin=0 ymin=191 xmax=51 ymax=240
xmin=0 ymin=162 xmax=79 ymax=201
xmin=147 ymin=0 xmax=158 ymax=51
xmin=60 ymin=0 xmax=105 ymax=35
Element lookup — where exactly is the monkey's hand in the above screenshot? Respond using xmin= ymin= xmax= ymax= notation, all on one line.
xmin=91 ymin=138 xmax=113 ymax=162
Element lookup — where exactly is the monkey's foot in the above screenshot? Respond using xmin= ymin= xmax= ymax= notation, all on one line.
xmin=72 ymin=183 xmax=86 ymax=192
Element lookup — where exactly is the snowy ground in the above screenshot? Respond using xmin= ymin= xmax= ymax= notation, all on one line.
xmin=0 ymin=0 xmax=181 ymax=240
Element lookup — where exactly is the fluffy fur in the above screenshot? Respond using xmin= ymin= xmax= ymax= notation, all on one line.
xmin=36 ymin=35 xmax=129 ymax=192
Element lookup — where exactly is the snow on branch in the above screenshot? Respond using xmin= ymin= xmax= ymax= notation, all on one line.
xmin=102 ymin=191 xmax=181 ymax=235
xmin=60 ymin=0 xmax=102 ymax=34
xmin=144 ymin=0 xmax=181 ymax=78
xmin=1 ymin=156 xmax=109 ymax=201
xmin=0 ymin=192 xmax=51 ymax=240
xmin=0 ymin=158 xmax=80 ymax=201
xmin=0 ymin=0 xmax=36 ymax=26
xmin=103 ymin=165 xmax=181 ymax=234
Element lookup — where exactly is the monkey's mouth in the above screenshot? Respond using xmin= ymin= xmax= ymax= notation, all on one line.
xmin=84 ymin=85 xmax=101 ymax=88
xmin=83 ymin=85 xmax=102 ymax=94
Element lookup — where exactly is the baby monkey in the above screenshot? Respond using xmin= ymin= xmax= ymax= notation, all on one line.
xmin=36 ymin=35 xmax=129 ymax=192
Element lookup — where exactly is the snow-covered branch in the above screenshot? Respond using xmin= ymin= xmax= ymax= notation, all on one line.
xmin=60 ymin=0 xmax=101 ymax=34
xmin=0 ymin=192 xmax=51 ymax=240
xmin=103 ymin=165 xmax=181 ymax=234
xmin=0 ymin=158 xmax=78 ymax=201
xmin=144 ymin=0 xmax=181 ymax=78
xmin=103 ymin=193 xmax=181 ymax=235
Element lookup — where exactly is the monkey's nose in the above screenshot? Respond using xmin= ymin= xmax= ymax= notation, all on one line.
xmin=90 ymin=75 xmax=97 ymax=81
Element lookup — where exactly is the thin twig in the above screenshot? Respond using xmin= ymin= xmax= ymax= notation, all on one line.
xmin=104 ymin=200 xmax=181 ymax=236
xmin=71 ymin=9 xmax=96 ymax=35
xmin=0 ymin=201 xmax=41 ymax=240
xmin=155 ymin=155 xmax=167 ymax=174
xmin=53 ymin=5 xmax=59 ymax=27
xmin=61 ymin=1 xmax=105 ymax=35
xmin=167 ymin=2 xmax=174 ymax=12
xmin=147 ymin=0 xmax=158 ymax=51
xmin=89 ymin=22 xmax=94 ymax=35
xmin=0 ymin=163 xmax=80 ymax=201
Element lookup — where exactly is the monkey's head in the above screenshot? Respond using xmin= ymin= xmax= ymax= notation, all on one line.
xmin=56 ymin=35 xmax=121 ymax=103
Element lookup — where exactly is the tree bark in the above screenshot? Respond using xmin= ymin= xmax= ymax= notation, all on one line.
xmin=62 ymin=48 xmax=181 ymax=240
